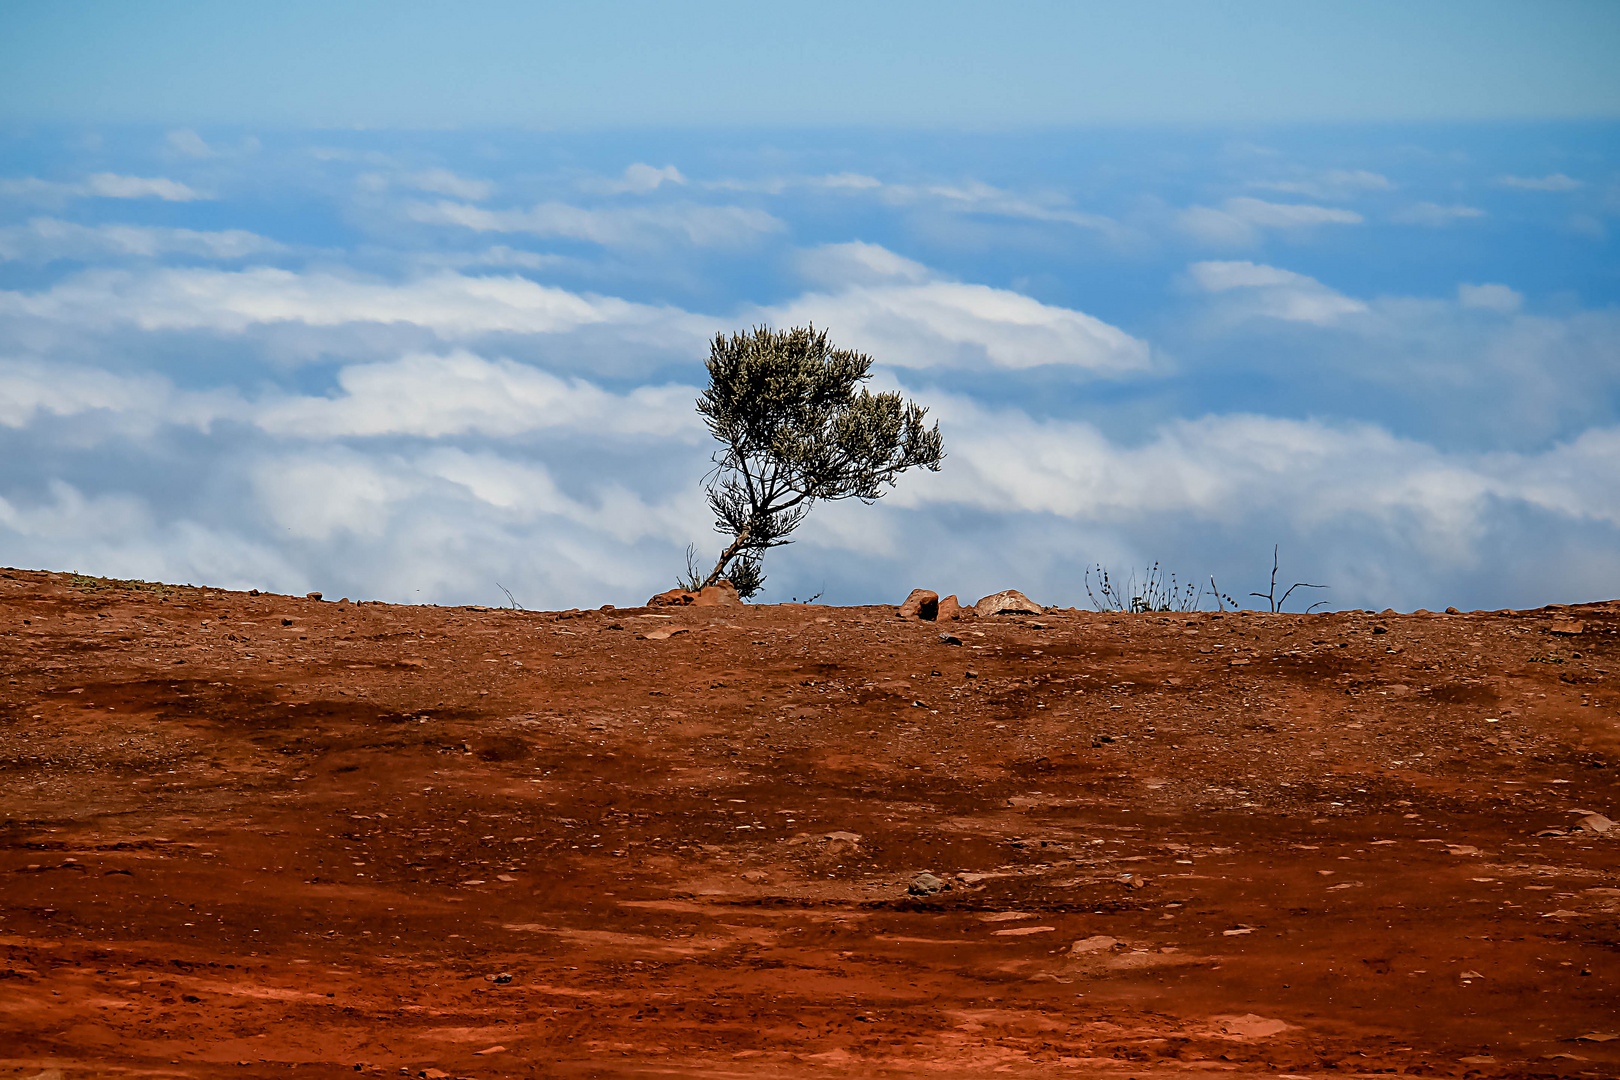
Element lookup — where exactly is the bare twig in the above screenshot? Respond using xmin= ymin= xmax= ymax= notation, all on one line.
xmin=494 ymin=582 xmax=523 ymax=611
xmin=676 ymin=544 xmax=705 ymax=592
xmin=1248 ymin=545 xmax=1328 ymax=613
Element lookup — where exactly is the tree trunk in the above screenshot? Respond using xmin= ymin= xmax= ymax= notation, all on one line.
xmin=699 ymin=527 xmax=750 ymax=590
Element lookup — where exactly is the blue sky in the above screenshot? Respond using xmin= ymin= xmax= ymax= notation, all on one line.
xmin=4 ymin=1 xmax=1618 ymax=127
xmin=1 ymin=5 xmax=1617 ymax=611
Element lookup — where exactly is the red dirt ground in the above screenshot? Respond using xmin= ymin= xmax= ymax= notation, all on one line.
xmin=2 ymin=567 xmax=1617 ymax=1079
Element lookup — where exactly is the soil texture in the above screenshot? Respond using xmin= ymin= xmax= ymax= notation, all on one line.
xmin=2 ymin=568 xmax=1618 ymax=1079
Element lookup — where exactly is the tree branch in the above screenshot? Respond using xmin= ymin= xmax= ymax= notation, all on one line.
xmin=700 ymin=525 xmax=752 ymax=590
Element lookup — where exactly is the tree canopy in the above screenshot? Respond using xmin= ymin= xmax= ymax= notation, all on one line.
xmin=695 ymin=324 xmax=944 ymax=597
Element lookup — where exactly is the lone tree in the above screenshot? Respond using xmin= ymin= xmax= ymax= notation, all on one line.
xmin=693 ymin=324 xmax=944 ymax=598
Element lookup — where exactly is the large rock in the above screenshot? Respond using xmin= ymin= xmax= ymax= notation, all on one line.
xmin=646 ymin=580 xmax=742 ymax=608
xmin=908 ymin=872 xmax=947 ymax=896
xmin=974 ymin=589 xmax=1043 ymax=617
xmin=937 ymin=594 xmax=966 ymax=620
xmin=897 ymin=589 xmax=939 ymax=620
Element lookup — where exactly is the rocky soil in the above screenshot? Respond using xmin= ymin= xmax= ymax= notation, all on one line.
xmin=1 ymin=567 xmax=1617 ymax=1079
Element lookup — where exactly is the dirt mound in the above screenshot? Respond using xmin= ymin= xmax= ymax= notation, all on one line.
xmin=2 ymin=567 xmax=1617 ymax=1077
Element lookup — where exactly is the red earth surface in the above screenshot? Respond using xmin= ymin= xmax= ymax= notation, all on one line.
xmin=2 ymin=566 xmax=1617 ymax=1079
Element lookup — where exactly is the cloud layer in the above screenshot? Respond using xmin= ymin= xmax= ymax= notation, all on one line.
xmin=1 ymin=126 xmax=1616 ymax=612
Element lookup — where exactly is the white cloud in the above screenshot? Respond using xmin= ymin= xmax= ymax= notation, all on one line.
xmin=165 ymin=129 xmax=216 ymax=158
xmin=254 ymin=351 xmax=701 ymax=441
xmin=1497 ymin=173 xmax=1582 ymax=192
xmin=0 ymin=359 xmax=237 ymax=433
xmin=1392 ymin=202 xmax=1486 ymax=226
xmin=762 ymin=277 xmax=1153 ymax=374
xmin=405 ymin=168 xmax=493 ymax=201
xmin=0 ymin=218 xmax=285 ymax=262
xmin=1177 ymin=197 xmax=1362 ymax=245
xmin=0 ymin=481 xmax=310 ymax=594
xmin=306 ymin=146 xmax=397 ymax=165
xmin=163 ymin=129 xmax=259 ymax=159
xmin=253 ymin=454 xmax=411 ymax=541
xmin=1252 ymin=169 xmax=1393 ymax=199
xmin=405 ymin=199 xmax=784 ymax=248
xmin=704 ymin=172 xmax=882 ymax=195
xmin=898 ymin=401 xmax=1620 ymax=554
xmin=0 ymin=173 xmax=208 ymax=203
xmin=1 ymin=348 xmax=699 ymax=446
xmin=1567 ymin=213 xmax=1607 ymax=240
xmin=795 ymin=241 xmax=931 ymax=287
xmin=0 ymin=267 xmax=698 ymax=340
xmin=233 ymin=443 xmax=714 ymax=604
xmin=883 ymin=179 xmax=1118 ymax=231
xmin=706 ymin=172 xmax=1120 ymax=236
xmin=583 ymin=163 xmax=687 ymax=194
xmin=1457 ymin=282 xmax=1523 ymax=313
xmin=417 ymin=448 xmax=703 ymax=545
xmin=1186 ymin=260 xmax=1368 ymax=324
xmin=407 ymin=245 xmax=568 ymax=272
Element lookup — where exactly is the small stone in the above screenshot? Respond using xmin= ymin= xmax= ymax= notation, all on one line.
xmin=740 ymin=870 xmax=770 ymax=884
xmin=908 ymin=872 xmax=946 ymax=896
xmin=306 ymin=591 xmax=322 ymax=601
xmin=1216 ymin=1014 xmax=1291 ymax=1038
xmin=938 ymin=633 xmax=962 ymax=646
xmin=1575 ymin=813 xmax=1614 ymax=835
xmin=973 ymin=589 xmax=1042 ymax=617
xmin=992 ymin=925 xmax=1055 ymax=936
xmin=898 ymin=589 xmax=939 ymax=620
xmin=1069 ymin=935 xmax=1119 ymax=953
xmin=485 ymin=972 xmax=513 ymax=984
xmin=1446 ymin=606 xmax=1460 ymax=614
xmin=474 ymin=1045 xmax=506 ymax=1055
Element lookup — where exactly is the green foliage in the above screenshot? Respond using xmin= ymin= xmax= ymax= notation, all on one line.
xmin=724 ymin=552 xmax=766 ymax=598
xmin=695 ymin=324 xmax=944 ymax=597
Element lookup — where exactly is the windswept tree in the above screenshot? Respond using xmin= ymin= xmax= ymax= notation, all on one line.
xmin=693 ymin=324 xmax=944 ymax=597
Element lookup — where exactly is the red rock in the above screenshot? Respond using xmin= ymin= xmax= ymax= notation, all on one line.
xmin=692 ymin=581 xmax=742 ymax=607
xmin=647 ymin=580 xmax=742 ymax=607
xmin=937 ymin=594 xmax=965 ymax=620
xmin=897 ymin=589 xmax=939 ymax=620
xmin=973 ymin=589 xmax=1042 ymax=617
